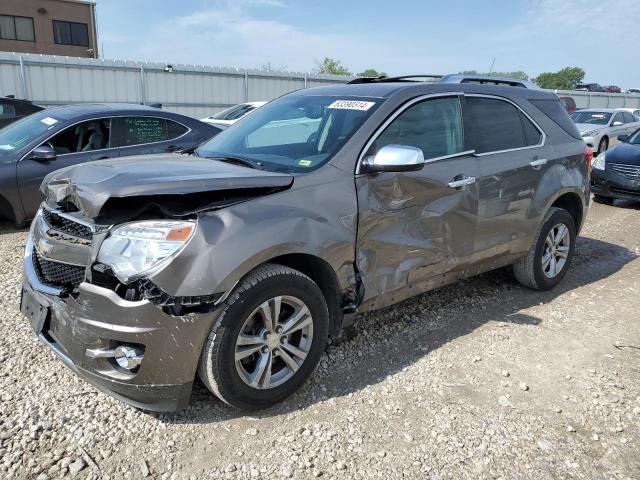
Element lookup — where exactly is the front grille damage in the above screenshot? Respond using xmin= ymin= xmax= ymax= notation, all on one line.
xmin=42 ymin=208 xmax=93 ymax=240
xmin=32 ymin=248 xmax=85 ymax=290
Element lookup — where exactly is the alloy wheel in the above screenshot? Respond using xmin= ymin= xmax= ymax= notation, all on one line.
xmin=234 ymin=295 xmax=313 ymax=389
xmin=542 ymin=223 xmax=570 ymax=278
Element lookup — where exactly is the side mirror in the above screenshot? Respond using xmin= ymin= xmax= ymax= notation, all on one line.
xmin=612 ymin=121 xmax=623 ymax=127
xmin=618 ymin=134 xmax=628 ymax=142
xmin=361 ymin=144 xmax=425 ymax=174
xmin=29 ymin=145 xmax=57 ymax=161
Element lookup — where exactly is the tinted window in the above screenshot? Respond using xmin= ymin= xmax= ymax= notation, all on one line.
xmin=520 ymin=112 xmax=542 ymax=146
xmin=622 ymin=112 xmax=636 ymax=124
xmin=531 ymin=99 xmax=581 ymax=139
xmin=611 ymin=113 xmax=623 ymax=125
xmin=167 ymin=120 xmax=188 ymax=139
xmin=47 ymin=119 xmax=111 ymax=155
xmin=53 ymin=21 xmax=89 ymax=47
xmin=112 ymin=117 xmax=170 ymax=147
xmin=0 ymin=103 xmax=17 ymax=119
xmin=372 ymin=97 xmax=464 ymax=159
xmin=465 ymin=97 xmax=527 ymax=153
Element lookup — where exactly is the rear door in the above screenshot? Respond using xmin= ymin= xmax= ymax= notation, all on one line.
xmin=356 ymin=95 xmax=479 ymax=309
xmin=17 ymin=118 xmax=119 ymax=217
xmin=111 ymin=116 xmax=190 ymax=156
xmin=464 ymin=95 xmax=548 ymax=262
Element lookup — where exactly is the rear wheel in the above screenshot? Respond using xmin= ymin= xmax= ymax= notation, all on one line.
xmin=513 ymin=207 xmax=576 ymax=290
xmin=198 ymin=264 xmax=329 ymax=410
xmin=597 ymin=136 xmax=609 ymax=155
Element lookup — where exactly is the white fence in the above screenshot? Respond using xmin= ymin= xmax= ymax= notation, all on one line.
xmin=0 ymin=52 xmax=349 ymax=118
xmin=1 ymin=52 xmax=639 ymax=118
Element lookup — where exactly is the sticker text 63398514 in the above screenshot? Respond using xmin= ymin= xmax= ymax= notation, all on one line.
xmin=327 ymin=100 xmax=375 ymax=111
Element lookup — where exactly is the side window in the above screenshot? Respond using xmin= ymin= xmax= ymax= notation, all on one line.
xmin=0 ymin=102 xmax=17 ymax=119
xmin=611 ymin=113 xmax=623 ymax=125
xmin=520 ymin=112 xmax=542 ymax=146
xmin=167 ymin=120 xmax=188 ymax=140
xmin=372 ymin=97 xmax=464 ymax=159
xmin=111 ymin=117 xmax=170 ymax=147
xmin=46 ymin=119 xmax=111 ymax=155
xmin=465 ymin=97 xmax=528 ymax=154
xmin=622 ymin=112 xmax=636 ymax=124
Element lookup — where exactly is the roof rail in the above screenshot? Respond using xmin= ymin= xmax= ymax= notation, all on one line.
xmin=438 ymin=74 xmax=539 ymax=89
xmin=347 ymin=73 xmax=540 ymax=89
xmin=347 ymin=74 xmax=443 ymax=84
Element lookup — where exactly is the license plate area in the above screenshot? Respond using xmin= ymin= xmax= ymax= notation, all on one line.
xmin=21 ymin=288 xmax=49 ymax=334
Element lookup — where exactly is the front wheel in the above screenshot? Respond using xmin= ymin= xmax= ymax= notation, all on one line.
xmin=198 ymin=264 xmax=329 ymax=410
xmin=513 ymin=207 xmax=576 ymax=290
xmin=597 ymin=136 xmax=609 ymax=155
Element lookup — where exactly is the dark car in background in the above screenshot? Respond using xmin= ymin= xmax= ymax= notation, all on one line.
xmin=575 ymin=83 xmax=606 ymax=93
xmin=0 ymin=104 xmax=221 ymax=225
xmin=591 ymin=128 xmax=640 ymax=204
xmin=0 ymin=97 xmax=44 ymax=128
xmin=605 ymin=86 xmax=622 ymax=94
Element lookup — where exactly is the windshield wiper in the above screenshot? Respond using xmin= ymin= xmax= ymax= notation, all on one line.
xmin=207 ymin=155 xmax=264 ymax=170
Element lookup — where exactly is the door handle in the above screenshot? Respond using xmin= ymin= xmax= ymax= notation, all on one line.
xmin=448 ymin=176 xmax=476 ymax=188
xmin=530 ymin=158 xmax=548 ymax=169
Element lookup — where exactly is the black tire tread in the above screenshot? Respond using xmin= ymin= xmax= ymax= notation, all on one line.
xmin=197 ymin=263 xmax=325 ymax=409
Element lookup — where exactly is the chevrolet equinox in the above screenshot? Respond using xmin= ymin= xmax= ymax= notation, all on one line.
xmin=21 ymin=78 xmax=591 ymax=411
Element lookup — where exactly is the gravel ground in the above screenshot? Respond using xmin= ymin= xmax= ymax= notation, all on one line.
xmin=1 ymin=200 xmax=639 ymax=480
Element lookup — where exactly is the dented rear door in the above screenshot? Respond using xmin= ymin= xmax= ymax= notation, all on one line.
xmin=355 ymin=95 xmax=479 ymax=310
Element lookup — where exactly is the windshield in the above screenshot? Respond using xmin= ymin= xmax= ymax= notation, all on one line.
xmin=628 ymin=129 xmax=640 ymax=145
xmin=570 ymin=111 xmax=612 ymax=125
xmin=0 ymin=110 xmax=62 ymax=163
xmin=197 ymin=95 xmax=381 ymax=172
xmin=210 ymin=104 xmax=256 ymax=121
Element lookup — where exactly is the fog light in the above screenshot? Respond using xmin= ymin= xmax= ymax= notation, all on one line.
xmin=114 ymin=346 xmax=144 ymax=370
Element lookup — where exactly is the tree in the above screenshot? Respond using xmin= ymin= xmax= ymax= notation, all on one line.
xmin=460 ymin=70 xmax=529 ymax=80
xmin=357 ymin=68 xmax=388 ymax=78
xmin=315 ymin=57 xmax=351 ymax=76
xmin=533 ymin=67 xmax=585 ymax=90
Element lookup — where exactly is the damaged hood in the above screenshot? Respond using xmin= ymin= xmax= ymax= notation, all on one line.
xmin=42 ymin=154 xmax=294 ymax=220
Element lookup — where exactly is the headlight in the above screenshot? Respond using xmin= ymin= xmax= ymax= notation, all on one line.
xmin=97 ymin=220 xmax=196 ymax=282
xmin=592 ymin=152 xmax=605 ymax=170
xmin=581 ymin=129 xmax=600 ymax=138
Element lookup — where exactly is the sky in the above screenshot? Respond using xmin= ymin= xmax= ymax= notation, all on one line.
xmin=96 ymin=0 xmax=637 ymax=88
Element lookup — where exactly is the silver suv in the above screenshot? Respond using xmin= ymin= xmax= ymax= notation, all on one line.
xmin=21 ymin=78 xmax=591 ymax=411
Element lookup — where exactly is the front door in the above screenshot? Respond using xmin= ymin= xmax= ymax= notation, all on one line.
xmin=355 ymin=95 xmax=479 ymax=310
xmin=17 ymin=118 xmax=120 ymax=217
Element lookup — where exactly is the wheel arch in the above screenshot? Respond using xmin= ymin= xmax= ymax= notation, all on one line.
xmin=0 ymin=193 xmax=16 ymax=223
xmin=550 ymin=191 xmax=584 ymax=231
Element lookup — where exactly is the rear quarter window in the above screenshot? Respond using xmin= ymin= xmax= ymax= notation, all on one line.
xmin=529 ymin=99 xmax=581 ymax=140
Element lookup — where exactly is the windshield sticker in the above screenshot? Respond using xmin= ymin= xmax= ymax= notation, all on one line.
xmin=40 ymin=117 xmax=58 ymax=126
xmin=328 ymin=100 xmax=375 ymax=111
xmin=298 ymin=159 xmax=312 ymax=167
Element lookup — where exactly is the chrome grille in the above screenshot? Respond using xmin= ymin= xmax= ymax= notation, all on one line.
xmin=42 ymin=208 xmax=93 ymax=240
xmin=32 ymin=248 xmax=85 ymax=290
xmin=610 ymin=163 xmax=640 ymax=181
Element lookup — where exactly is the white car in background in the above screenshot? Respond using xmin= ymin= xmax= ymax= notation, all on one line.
xmin=616 ymin=107 xmax=640 ymax=119
xmin=201 ymin=101 xmax=266 ymax=129
xmin=570 ymin=109 xmax=640 ymax=154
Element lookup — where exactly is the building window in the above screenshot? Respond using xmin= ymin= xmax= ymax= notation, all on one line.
xmin=0 ymin=15 xmax=35 ymax=42
xmin=52 ymin=20 xmax=89 ymax=47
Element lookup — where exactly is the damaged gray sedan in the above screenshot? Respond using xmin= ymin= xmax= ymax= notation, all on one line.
xmin=21 ymin=78 xmax=590 ymax=411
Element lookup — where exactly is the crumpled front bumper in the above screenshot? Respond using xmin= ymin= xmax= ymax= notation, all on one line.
xmin=22 ymin=268 xmax=218 ymax=412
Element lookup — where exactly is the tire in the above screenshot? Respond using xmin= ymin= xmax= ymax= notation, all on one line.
xmin=593 ymin=194 xmax=614 ymax=205
xmin=512 ymin=207 xmax=576 ymax=291
xmin=198 ymin=263 xmax=329 ymax=410
xmin=597 ymin=136 xmax=608 ymax=155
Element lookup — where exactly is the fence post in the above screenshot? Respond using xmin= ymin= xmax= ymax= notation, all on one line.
xmin=139 ymin=66 xmax=146 ymax=105
xmin=587 ymin=93 xmax=591 ymax=108
xmin=244 ymin=71 xmax=249 ymax=102
xmin=19 ymin=56 xmax=28 ymax=100
xmin=304 ymin=74 xmax=308 ymax=89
